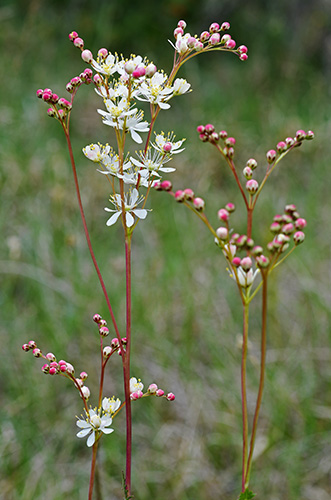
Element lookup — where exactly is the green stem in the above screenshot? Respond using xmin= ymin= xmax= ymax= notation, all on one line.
xmin=245 ymin=272 xmax=268 ymax=488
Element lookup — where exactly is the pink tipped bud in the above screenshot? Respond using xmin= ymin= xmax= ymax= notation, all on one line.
xmin=69 ymin=31 xmax=79 ymax=41
xmin=232 ymin=257 xmax=241 ymax=267
xmin=66 ymin=363 xmax=75 ymax=375
xmin=103 ymin=346 xmax=112 ymax=357
xmin=296 ymin=129 xmax=306 ymax=141
xmin=209 ymin=33 xmax=221 ymax=45
xmin=277 ymin=141 xmax=287 ymax=153
xmin=219 ymin=130 xmax=228 ymax=139
xmin=132 ymin=66 xmax=146 ymax=78
xmin=225 ymin=137 xmax=236 ymax=147
xmin=238 ymin=45 xmax=248 ymax=54
xmin=81 ymin=49 xmax=93 ymax=63
xmin=145 ymin=63 xmax=157 ymax=77
xmin=216 ymin=226 xmax=228 ymax=240
xmin=81 ymin=386 xmax=90 ymax=399
xmin=240 ymin=53 xmax=248 ymax=61
xmin=49 ymin=367 xmax=57 ymax=375
xmin=156 ymin=389 xmax=165 ymax=397
xmin=246 ymin=158 xmax=257 ymax=170
xmin=66 ymin=83 xmax=74 ymax=93
xmin=58 ymin=98 xmax=72 ymax=111
xmin=218 ymin=208 xmax=229 ymax=221
xmin=148 ymin=383 xmax=158 ymax=393
xmin=240 ymin=257 xmax=252 ymax=272
xmin=306 ymin=130 xmax=314 ymax=140
xmin=166 ymin=392 xmax=176 ymax=401
xmin=225 ymin=202 xmax=235 ymax=212
xmin=187 ymin=36 xmax=197 ymax=48
xmin=58 ymin=360 xmax=66 ymax=366
xmin=285 ymin=204 xmax=296 ymax=213
xmin=93 ymin=74 xmax=102 ymax=86
xmin=175 ymin=190 xmax=185 ymax=202
xmin=121 ymin=337 xmax=127 ymax=344
xmin=295 ymin=218 xmax=307 ymax=229
xmin=154 ymin=181 xmax=162 ymax=190
xmin=256 ymin=255 xmax=270 ymax=268
xmin=252 ymin=245 xmax=263 ymax=256
xmin=193 ymin=197 xmax=205 ymax=211
xmin=282 ymin=223 xmax=295 ymax=235
xmin=221 ymin=22 xmax=230 ymax=30
xmin=236 ymin=235 xmax=247 ymax=247
xmin=32 ymin=348 xmax=41 ymax=357
xmin=243 ymin=166 xmax=253 ymax=179
xmin=28 ymin=340 xmax=37 ymax=348
xmin=46 ymin=352 xmax=56 ymax=362
xmin=93 ymin=313 xmax=102 ymax=323
xmin=285 ymin=137 xmax=294 ymax=147
xmin=221 ymin=34 xmax=231 ymax=44
xmin=209 ymin=22 xmax=220 ymax=33
xmin=209 ymin=132 xmax=219 ymax=143
xmin=200 ymin=31 xmax=210 ymax=42
xmin=177 ymin=20 xmax=187 ymax=29
xmin=47 ymin=108 xmax=56 ymax=117
xmin=59 ymin=363 xmax=67 ymax=373
xmin=163 ymin=142 xmax=173 ymax=153
xmin=130 ymin=390 xmax=143 ymax=400
xmin=36 ymin=89 xmax=43 ymax=98
xmin=293 ymin=231 xmax=305 ymax=245
xmin=246 ymin=179 xmax=259 ymax=194
xmin=80 ymin=371 xmax=88 ymax=380
xmin=99 ymin=326 xmax=109 ymax=337
xmin=205 ymin=123 xmax=215 ymax=134
xmin=22 ymin=343 xmax=30 ymax=351
xmin=111 ymin=337 xmax=119 ymax=348
xmin=73 ymin=37 xmax=84 ymax=49
xmin=266 ymin=149 xmax=277 ymax=163
xmin=194 ymin=41 xmax=204 ymax=51
xmin=42 ymin=91 xmax=52 ymax=102
xmin=174 ymin=27 xmax=184 ymax=38
xmin=270 ymin=222 xmax=281 ymax=233
xmin=226 ymin=39 xmax=236 ymax=49
xmin=160 ymin=180 xmax=172 ymax=191
xmin=196 ymin=125 xmax=205 ymax=134
xmin=199 ymin=133 xmax=208 ymax=142
xmin=97 ymin=48 xmax=108 ymax=58
xmin=183 ymin=188 xmax=194 ymax=201
xmin=42 ymin=364 xmax=49 ymax=374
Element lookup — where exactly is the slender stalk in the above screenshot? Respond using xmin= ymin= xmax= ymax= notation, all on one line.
xmin=88 ymin=442 xmax=99 ymax=500
xmin=123 ymin=234 xmax=133 ymax=495
xmin=245 ymin=272 xmax=268 ymax=488
xmin=241 ymin=300 xmax=249 ymax=492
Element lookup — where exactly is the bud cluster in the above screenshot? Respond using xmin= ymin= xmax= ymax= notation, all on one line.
xmin=130 ymin=380 xmax=175 ymax=402
xmin=93 ymin=313 xmax=127 ymax=357
xmin=267 ymin=204 xmax=307 ymax=252
xmin=172 ymin=20 xmax=248 ymax=61
xmin=196 ymin=125 xmax=237 ymax=160
xmin=266 ymin=129 xmax=314 ymax=164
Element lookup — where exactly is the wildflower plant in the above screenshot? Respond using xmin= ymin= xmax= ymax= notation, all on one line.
xmin=22 ymin=14 xmax=314 ymax=499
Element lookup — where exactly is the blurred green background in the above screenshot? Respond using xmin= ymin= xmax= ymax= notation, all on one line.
xmin=1 ymin=0 xmax=330 ymax=499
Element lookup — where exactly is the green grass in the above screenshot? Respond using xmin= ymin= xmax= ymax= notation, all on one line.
xmin=1 ymin=1 xmax=331 ymax=499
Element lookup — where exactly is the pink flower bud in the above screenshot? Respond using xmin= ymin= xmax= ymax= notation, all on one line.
xmin=93 ymin=313 xmax=102 ymax=323
xmin=266 ymin=149 xmax=277 ymax=163
xmin=156 ymin=389 xmax=165 ymax=397
xmin=81 ymin=386 xmax=90 ymax=399
xmin=66 ymin=83 xmax=74 ymax=93
xmin=239 ymin=53 xmax=248 ymax=62
xmin=163 ymin=142 xmax=173 ymax=153
xmin=99 ymin=326 xmax=109 ymax=337
xmin=47 ymin=108 xmax=55 ymax=117
xmin=205 ymin=123 xmax=215 ymax=134
xmin=132 ymin=66 xmax=146 ymax=78
xmin=111 ymin=337 xmax=119 ymax=347
xmin=74 ymin=37 xmax=84 ymax=49
xmin=130 ymin=390 xmax=143 ymax=400
xmin=98 ymin=48 xmax=108 ymax=58
xmin=194 ymin=41 xmax=204 ymax=51
xmin=232 ymin=257 xmax=241 ymax=267
xmin=103 ymin=346 xmax=112 ymax=357
xmin=277 ymin=141 xmax=287 ymax=153
xmin=225 ymin=202 xmax=235 ymax=212
xmin=174 ymin=27 xmax=184 ymax=38
xmin=42 ymin=91 xmax=52 ymax=102
xmin=199 ymin=133 xmax=208 ymax=142
xmin=218 ymin=208 xmax=229 ymax=221
xmin=209 ymin=132 xmax=219 ymax=143
xmin=238 ymin=45 xmax=248 ymax=54
xmin=49 ymin=367 xmax=57 ymax=375
xmin=60 ymin=363 xmax=67 ymax=372
xmin=293 ymin=231 xmax=305 ymax=244
xmin=121 ymin=337 xmax=127 ymax=344
xmin=216 ymin=227 xmax=228 ymax=240
xmin=306 ymin=130 xmax=314 ymax=140
xmin=175 ymin=190 xmax=185 ymax=202
xmin=187 ymin=36 xmax=197 ymax=48
xmin=285 ymin=204 xmax=296 ymax=213
xmin=295 ymin=218 xmax=307 ymax=229
xmin=240 ymin=257 xmax=252 ymax=272
xmin=246 ymin=179 xmax=259 ymax=194
xmin=193 ymin=197 xmax=205 ymax=211
xmin=270 ymin=222 xmax=281 ymax=233
xmin=58 ymin=360 xmax=67 ymax=366
xmin=282 ymin=223 xmax=295 ymax=235
xmin=226 ymin=39 xmax=236 ymax=49
xmin=42 ymin=364 xmax=49 ymax=374
xmin=221 ymin=22 xmax=230 ymax=30
xmin=256 ymin=255 xmax=270 ymax=268
xmin=46 ymin=352 xmax=56 ymax=362
xmin=236 ymin=235 xmax=247 ymax=247
xmin=160 ymin=180 xmax=172 ymax=191
xmin=221 ymin=34 xmax=231 ymax=44
xmin=69 ymin=31 xmax=78 ymax=42
xmin=252 ymin=245 xmax=263 ymax=256
xmin=285 ymin=137 xmax=294 ymax=147
xmin=177 ymin=20 xmax=187 ymax=29
xmin=243 ymin=166 xmax=253 ymax=179
xmin=219 ymin=130 xmax=228 ymax=139
xmin=296 ymin=129 xmax=306 ymax=141
xmin=80 ymin=371 xmax=88 ymax=380
xmin=32 ymin=348 xmax=41 ymax=357
xmin=200 ymin=31 xmax=210 ymax=42
xmin=166 ymin=392 xmax=175 ymax=401
xmin=209 ymin=22 xmax=220 ymax=33
xmin=209 ymin=33 xmax=220 ymax=45
xmin=196 ymin=125 xmax=205 ymax=134
xmin=36 ymin=89 xmax=43 ymax=98
xmin=183 ymin=188 xmax=194 ymax=200
xmin=81 ymin=49 xmax=93 ymax=63
xmin=22 ymin=343 xmax=30 ymax=351
xmin=66 ymin=363 xmax=75 ymax=375
xmin=145 ymin=63 xmax=157 ymax=77
xmin=148 ymin=383 xmax=158 ymax=393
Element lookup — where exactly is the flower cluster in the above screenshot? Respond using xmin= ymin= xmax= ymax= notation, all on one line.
xmin=129 ymin=377 xmax=175 ymax=401
xmin=76 ymin=397 xmax=121 ymax=447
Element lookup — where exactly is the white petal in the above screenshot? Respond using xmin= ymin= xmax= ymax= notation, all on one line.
xmin=130 ymin=188 xmax=139 ymax=205
xmin=87 ymin=431 xmax=96 ymax=447
xmin=77 ymin=428 xmax=92 ymax=438
xmin=106 ymin=211 xmax=122 ymax=226
xmin=102 ymin=428 xmax=114 ymax=435
xmin=125 ymin=212 xmax=135 ymax=227
xmin=130 ymin=129 xmax=143 ymax=144
xmin=133 ymin=209 xmax=148 ymax=220
xmin=158 ymin=102 xmax=171 ymax=110
xmin=76 ymin=420 xmax=91 ymax=429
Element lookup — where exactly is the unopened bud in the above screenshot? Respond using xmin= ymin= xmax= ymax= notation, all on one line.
xmin=266 ymin=149 xmax=277 ymax=163
xmin=166 ymin=392 xmax=175 ymax=401
xmin=193 ymin=197 xmax=205 ymax=211
xmin=293 ymin=231 xmax=305 ymax=245
xmin=246 ymin=179 xmax=259 ymax=194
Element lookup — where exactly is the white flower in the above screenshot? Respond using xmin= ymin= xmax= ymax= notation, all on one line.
xmin=83 ymin=143 xmax=111 ymax=162
xmin=131 ymin=148 xmax=176 ymax=179
xmin=235 ymin=266 xmax=259 ymax=288
xmin=168 ymin=33 xmax=192 ymax=55
xmin=136 ymin=72 xmax=173 ymax=109
xmin=172 ymin=78 xmax=191 ymax=96
xmin=152 ymin=132 xmax=185 ymax=154
xmin=98 ymin=97 xmax=136 ymax=124
xmin=76 ymin=408 xmax=114 ymax=447
xmin=102 ymin=397 xmax=121 ymax=414
xmin=123 ymin=110 xmax=150 ymax=143
xmin=104 ymin=188 xmax=149 ymax=227
xmin=92 ymin=53 xmax=119 ymax=76
xmin=130 ymin=377 xmax=144 ymax=393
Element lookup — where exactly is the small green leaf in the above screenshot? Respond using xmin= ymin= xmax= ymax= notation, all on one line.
xmin=237 ymin=489 xmax=256 ymax=500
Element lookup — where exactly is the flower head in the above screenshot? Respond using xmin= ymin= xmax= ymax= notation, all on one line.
xmin=76 ymin=408 xmax=114 ymax=447
xmin=130 ymin=377 xmax=144 ymax=393
xmin=104 ymin=188 xmax=150 ymax=227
